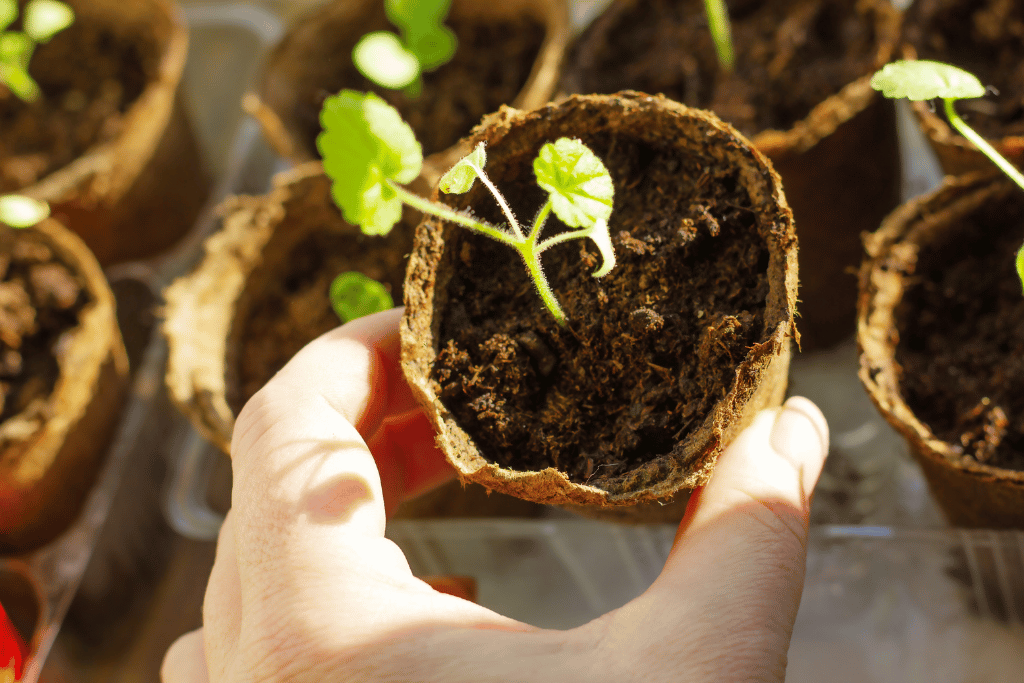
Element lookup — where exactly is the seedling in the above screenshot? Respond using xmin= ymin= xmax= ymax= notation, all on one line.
xmin=352 ymin=0 xmax=456 ymax=98
xmin=704 ymin=0 xmax=734 ymax=72
xmin=329 ymin=271 xmax=394 ymax=323
xmin=0 ymin=0 xmax=74 ymax=101
xmin=316 ymin=89 xmax=616 ymax=326
xmin=0 ymin=194 xmax=48 ymax=228
xmin=871 ymin=59 xmax=1024 ymax=292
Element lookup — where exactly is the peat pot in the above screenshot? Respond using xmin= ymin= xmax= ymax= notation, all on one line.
xmin=562 ymin=0 xmax=901 ymax=349
xmin=401 ymin=92 xmax=799 ymax=521
xmin=858 ymin=172 xmax=1024 ymax=528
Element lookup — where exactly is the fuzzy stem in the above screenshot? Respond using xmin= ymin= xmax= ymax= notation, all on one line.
xmin=464 ymin=161 xmax=524 ymax=239
xmin=704 ymin=0 xmax=734 ymax=72
xmin=528 ymin=200 xmax=553 ymax=243
xmin=390 ymin=183 xmax=520 ymax=247
xmin=944 ymin=98 xmax=1024 ymax=192
xmin=537 ymin=227 xmax=593 ymax=253
xmin=519 ymin=241 xmax=565 ymax=325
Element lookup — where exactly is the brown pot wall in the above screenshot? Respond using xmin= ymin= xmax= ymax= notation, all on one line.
xmin=858 ymin=173 xmax=1024 ymax=528
xmin=247 ymin=0 xmax=569 ymax=182
xmin=15 ymin=0 xmax=208 ymax=266
xmin=401 ymin=93 xmax=798 ymax=516
xmin=0 ymin=219 xmax=129 ymax=553
xmin=562 ymin=0 xmax=902 ymax=350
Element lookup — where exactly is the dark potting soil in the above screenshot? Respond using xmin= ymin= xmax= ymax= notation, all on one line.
xmin=565 ymin=0 xmax=884 ymax=137
xmin=0 ymin=7 xmax=159 ymax=192
xmin=895 ymin=192 xmax=1024 ymax=472
xmin=903 ymin=0 xmax=1024 ymax=139
xmin=430 ymin=132 xmax=772 ymax=486
xmin=294 ymin=11 xmax=544 ymax=159
xmin=0 ymin=231 xmax=88 ymax=423
xmin=230 ymin=223 xmax=412 ymax=413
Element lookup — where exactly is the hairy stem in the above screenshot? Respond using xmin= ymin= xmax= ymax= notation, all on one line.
xmin=944 ymin=98 xmax=1024 ymax=192
xmin=519 ymin=241 xmax=566 ymax=325
xmin=390 ymin=183 xmax=519 ymax=247
xmin=465 ymin=161 xmax=523 ymax=239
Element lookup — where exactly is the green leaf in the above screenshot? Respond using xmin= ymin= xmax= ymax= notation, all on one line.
xmin=330 ymin=271 xmax=395 ymax=323
xmin=534 ymin=137 xmax=614 ymax=229
xmin=385 ymin=0 xmax=455 ymax=71
xmin=438 ymin=142 xmax=486 ymax=194
xmin=0 ymin=61 xmax=38 ymax=100
xmin=353 ymin=31 xmax=420 ymax=90
xmin=0 ymin=0 xmax=18 ymax=32
xmin=0 ymin=31 xmax=31 ymax=66
xmin=406 ymin=25 xmax=456 ymax=71
xmin=317 ymin=90 xmax=423 ymax=236
xmin=23 ymin=0 xmax=73 ymax=43
xmin=870 ymin=60 xmax=986 ymax=102
xmin=0 ymin=194 xmax=48 ymax=228
xmin=1017 ymin=243 xmax=1024 ymax=295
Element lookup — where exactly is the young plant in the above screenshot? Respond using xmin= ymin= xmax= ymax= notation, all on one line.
xmin=871 ymin=59 xmax=1024 ymax=292
xmin=316 ymin=89 xmax=616 ymax=326
xmin=352 ymin=0 xmax=456 ymax=98
xmin=0 ymin=0 xmax=74 ymax=101
xmin=329 ymin=271 xmax=394 ymax=323
xmin=704 ymin=0 xmax=734 ymax=72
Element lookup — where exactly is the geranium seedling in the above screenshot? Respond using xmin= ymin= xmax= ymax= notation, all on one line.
xmin=352 ymin=0 xmax=456 ymax=98
xmin=317 ymin=89 xmax=616 ymax=326
xmin=329 ymin=271 xmax=395 ymax=323
xmin=871 ymin=59 xmax=1024 ymax=292
xmin=0 ymin=0 xmax=74 ymax=101
xmin=0 ymin=194 xmax=48 ymax=228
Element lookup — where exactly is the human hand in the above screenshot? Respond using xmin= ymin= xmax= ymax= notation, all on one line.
xmin=162 ymin=308 xmax=828 ymax=683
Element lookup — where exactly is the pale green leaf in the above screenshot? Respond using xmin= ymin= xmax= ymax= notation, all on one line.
xmin=0 ymin=61 xmax=38 ymax=100
xmin=870 ymin=60 xmax=986 ymax=101
xmin=23 ymin=0 xmax=73 ymax=42
xmin=438 ymin=142 xmax=486 ymax=194
xmin=582 ymin=217 xmax=616 ymax=277
xmin=0 ymin=0 xmax=18 ymax=32
xmin=0 ymin=31 xmax=31 ymax=65
xmin=385 ymin=0 xmax=455 ymax=71
xmin=0 ymin=194 xmax=48 ymax=228
xmin=534 ymin=137 xmax=614 ymax=229
xmin=330 ymin=271 xmax=395 ymax=322
xmin=353 ymin=31 xmax=420 ymax=90
xmin=317 ymin=90 xmax=422 ymax=236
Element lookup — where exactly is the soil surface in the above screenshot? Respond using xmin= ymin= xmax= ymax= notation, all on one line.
xmin=431 ymin=130 xmax=773 ymax=486
xmin=0 ymin=229 xmax=88 ymax=423
xmin=895 ymin=191 xmax=1024 ymax=471
xmin=565 ymin=0 xmax=885 ymax=137
xmin=0 ymin=5 xmax=160 ymax=191
xmin=903 ymin=0 xmax=1024 ymax=139
xmin=230 ymin=220 xmax=413 ymax=412
xmin=291 ymin=10 xmax=544 ymax=159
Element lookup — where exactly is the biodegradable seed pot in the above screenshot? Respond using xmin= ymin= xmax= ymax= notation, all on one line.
xmin=248 ymin=0 xmax=569 ymax=180
xmin=900 ymin=0 xmax=1024 ymax=175
xmin=400 ymin=92 xmax=798 ymax=517
xmin=561 ymin=0 xmax=901 ymax=349
xmin=858 ymin=173 xmax=1024 ymax=528
xmin=0 ymin=218 xmax=128 ymax=553
xmin=0 ymin=0 xmax=208 ymax=266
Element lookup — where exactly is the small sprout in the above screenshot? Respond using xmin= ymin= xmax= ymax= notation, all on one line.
xmin=353 ymin=0 xmax=456 ymax=98
xmin=0 ymin=194 xmax=48 ymax=227
xmin=0 ymin=0 xmax=73 ymax=101
xmin=704 ymin=0 xmax=734 ymax=72
xmin=317 ymin=89 xmax=617 ymax=325
xmin=329 ymin=271 xmax=395 ymax=323
xmin=872 ymin=60 xmax=1024 ymax=293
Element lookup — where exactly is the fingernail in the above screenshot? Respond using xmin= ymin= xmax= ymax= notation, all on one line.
xmin=769 ymin=396 xmax=829 ymax=462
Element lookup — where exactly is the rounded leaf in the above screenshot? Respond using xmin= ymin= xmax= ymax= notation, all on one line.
xmin=353 ymin=31 xmax=420 ymax=90
xmin=23 ymin=0 xmax=73 ymax=42
xmin=330 ymin=271 xmax=395 ymax=323
xmin=534 ymin=137 xmax=614 ymax=229
xmin=870 ymin=60 xmax=985 ymax=101
xmin=0 ymin=194 xmax=48 ymax=228
xmin=438 ymin=142 xmax=486 ymax=194
xmin=317 ymin=90 xmax=423 ymax=235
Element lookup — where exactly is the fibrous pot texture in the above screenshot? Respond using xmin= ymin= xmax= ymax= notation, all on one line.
xmin=858 ymin=172 xmax=1024 ymax=528
xmin=900 ymin=0 xmax=1024 ymax=175
xmin=163 ymin=163 xmax=414 ymax=454
xmin=0 ymin=219 xmax=128 ymax=552
xmin=562 ymin=0 xmax=901 ymax=349
xmin=2 ymin=0 xmax=207 ymax=266
xmin=250 ymin=0 xmax=568 ymax=178
xmin=401 ymin=92 xmax=798 ymax=513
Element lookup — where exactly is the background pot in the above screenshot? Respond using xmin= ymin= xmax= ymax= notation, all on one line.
xmin=245 ymin=0 xmax=569 ymax=182
xmin=5 ymin=0 xmax=208 ymax=266
xmin=561 ymin=0 xmax=901 ymax=350
xmin=858 ymin=172 xmax=1024 ymax=528
xmin=401 ymin=92 xmax=798 ymax=517
xmin=0 ymin=218 xmax=129 ymax=553
xmin=900 ymin=0 xmax=1024 ymax=176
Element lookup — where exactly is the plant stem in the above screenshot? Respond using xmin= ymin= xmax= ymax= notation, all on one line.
xmin=465 ymin=161 xmax=523 ymax=239
xmin=944 ymin=98 xmax=1024 ymax=192
xmin=390 ymin=183 xmax=519 ymax=247
xmin=704 ymin=0 xmax=734 ymax=72
xmin=519 ymin=240 xmax=566 ymax=325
